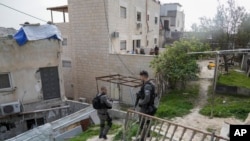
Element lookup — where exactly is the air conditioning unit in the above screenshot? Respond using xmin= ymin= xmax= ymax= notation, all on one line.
xmin=137 ymin=23 xmax=142 ymax=28
xmin=0 ymin=101 xmax=21 ymax=116
xmin=112 ymin=32 xmax=119 ymax=38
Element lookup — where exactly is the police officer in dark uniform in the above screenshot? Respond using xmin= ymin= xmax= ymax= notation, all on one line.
xmin=135 ymin=70 xmax=157 ymax=141
xmin=97 ymin=86 xmax=113 ymax=140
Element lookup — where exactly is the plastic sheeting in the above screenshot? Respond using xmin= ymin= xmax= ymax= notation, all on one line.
xmin=14 ymin=24 xmax=62 ymax=46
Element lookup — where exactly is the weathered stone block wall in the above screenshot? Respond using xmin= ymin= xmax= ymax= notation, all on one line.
xmin=68 ymin=0 xmax=157 ymax=103
xmin=56 ymin=23 xmax=75 ymax=99
xmin=0 ymin=39 xmax=65 ymax=104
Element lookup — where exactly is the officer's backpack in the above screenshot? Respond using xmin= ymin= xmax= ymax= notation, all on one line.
xmin=92 ymin=94 xmax=104 ymax=109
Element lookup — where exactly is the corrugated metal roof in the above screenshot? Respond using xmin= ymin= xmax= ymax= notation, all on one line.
xmin=7 ymin=107 xmax=96 ymax=141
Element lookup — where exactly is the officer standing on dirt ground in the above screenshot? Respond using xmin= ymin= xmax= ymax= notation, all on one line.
xmin=135 ymin=70 xmax=157 ymax=141
xmin=97 ymin=86 xmax=113 ymax=140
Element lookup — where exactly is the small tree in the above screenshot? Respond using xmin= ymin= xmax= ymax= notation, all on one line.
xmin=151 ymin=39 xmax=210 ymax=89
xmin=237 ymin=15 xmax=250 ymax=48
xmin=198 ymin=0 xmax=247 ymax=72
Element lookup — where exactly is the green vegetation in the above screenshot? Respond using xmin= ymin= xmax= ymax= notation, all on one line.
xmin=217 ymin=71 xmax=250 ymax=89
xmin=70 ymin=124 xmax=122 ymax=141
xmin=156 ymin=85 xmax=199 ymax=119
xmin=114 ymin=123 xmax=162 ymax=141
xmin=151 ymin=39 xmax=210 ymax=89
xmin=200 ymin=94 xmax=250 ymax=120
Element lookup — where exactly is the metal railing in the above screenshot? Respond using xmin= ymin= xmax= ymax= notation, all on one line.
xmin=123 ymin=109 xmax=229 ymax=141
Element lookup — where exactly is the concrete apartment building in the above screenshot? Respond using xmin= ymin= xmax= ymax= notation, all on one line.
xmin=160 ymin=3 xmax=185 ymax=32
xmin=108 ymin=0 xmax=160 ymax=54
xmin=159 ymin=3 xmax=185 ymax=47
xmin=48 ymin=0 xmax=160 ymax=104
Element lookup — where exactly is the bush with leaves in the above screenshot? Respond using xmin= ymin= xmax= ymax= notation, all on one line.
xmin=151 ymin=39 xmax=210 ymax=89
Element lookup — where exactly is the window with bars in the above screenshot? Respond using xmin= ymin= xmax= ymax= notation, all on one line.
xmin=120 ymin=6 xmax=127 ymax=18
xmin=120 ymin=40 xmax=127 ymax=50
xmin=0 ymin=73 xmax=11 ymax=89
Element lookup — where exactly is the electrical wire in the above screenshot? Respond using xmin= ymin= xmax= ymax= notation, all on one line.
xmin=103 ymin=0 xmax=135 ymax=76
xmin=0 ymin=3 xmax=47 ymax=22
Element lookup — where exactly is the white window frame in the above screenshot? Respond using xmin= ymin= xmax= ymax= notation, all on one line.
xmin=120 ymin=6 xmax=127 ymax=19
xmin=120 ymin=40 xmax=127 ymax=50
xmin=0 ymin=72 xmax=13 ymax=91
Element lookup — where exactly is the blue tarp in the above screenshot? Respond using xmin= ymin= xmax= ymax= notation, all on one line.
xmin=14 ymin=24 xmax=62 ymax=46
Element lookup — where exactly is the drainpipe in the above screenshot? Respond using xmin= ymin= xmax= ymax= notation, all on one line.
xmin=146 ymin=0 xmax=149 ymax=47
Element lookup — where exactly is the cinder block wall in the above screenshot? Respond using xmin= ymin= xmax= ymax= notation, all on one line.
xmin=69 ymin=0 xmax=111 ymax=101
xmin=56 ymin=23 xmax=75 ymax=99
xmin=69 ymin=0 xmax=157 ymax=103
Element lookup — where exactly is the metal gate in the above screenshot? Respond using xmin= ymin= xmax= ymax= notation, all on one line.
xmin=124 ymin=109 xmax=229 ymax=141
xmin=40 ymin=67 xmax=60 ymax=100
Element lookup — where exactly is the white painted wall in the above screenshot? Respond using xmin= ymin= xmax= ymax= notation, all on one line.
xmin=107 ymin=0 xmax=160 ymax=54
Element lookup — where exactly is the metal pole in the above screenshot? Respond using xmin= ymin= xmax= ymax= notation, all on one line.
xmin=50 ymin=10 xmax=53 ymax=23
xmin=210 ymin=53 xmax=220 ymax=118
xmin=63 ymin=9 xmax=66 ymax=23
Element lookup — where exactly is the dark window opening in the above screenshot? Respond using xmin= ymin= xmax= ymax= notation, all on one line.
xmin=155 ymin=17 xmax=158 ymax=24
xmin=62 ymin=60 xmax=72 ymax=68
xmin=164 ymin=20 xmax=170 ymax=31
xmin=137 ymin=12 xmax=141 ymax=21
xmin=40 ymin=67 xmax=60 ymax=100
xmin=26 ymin=118 xmax=44 ymax=130
xmin=136 ymin=40 xmax=141 ymax=48
xmin=0 ymin=73 xmax=11 ymax=89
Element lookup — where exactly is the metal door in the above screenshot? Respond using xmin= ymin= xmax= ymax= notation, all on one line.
xmin=40 ymin=67 xmax=60 ymax=100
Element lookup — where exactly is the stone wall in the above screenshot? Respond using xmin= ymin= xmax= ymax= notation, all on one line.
xmin=216 ymin=85 xmax=250 ymax=96
xmin=0 ymin=38 xmax=65 ymax=104
xmin=56 ymin=23 xmax=75 ymax=99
